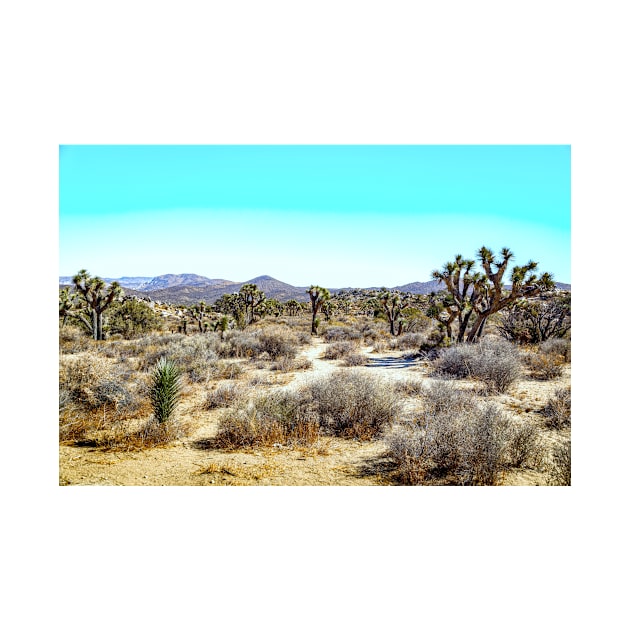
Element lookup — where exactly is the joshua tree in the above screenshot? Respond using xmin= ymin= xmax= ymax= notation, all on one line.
xmin=72 ymin=270 xmax=124 ymax=340
xmin=378 ymin=289 xmax=411 ymax=336
xmin=307 ymin=285 xmax=330 ymax=335
xmin=429 ymin=247 xmax=555 ymax=343
xmin=214 ymin=315 xmax=230 ymax=339
xmin=59 ymin=287 xmax=76 ymax=327
xmin=190 ymin=300 xmax=210 ymax=333
xmin=262 ymin=298 xmax=282 ymax=318
xmin=238 ymin=283 xmax=266 ymax=325
xmin=285 ymin=299 xmax=301 ymax=316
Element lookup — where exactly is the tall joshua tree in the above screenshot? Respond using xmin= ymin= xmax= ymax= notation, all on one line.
xmin=378 ymin=289 xmax=411 ymax=336
xmin=239 ymin=283 xmax=266 ymax=325
xmin=429 ymin=247 xmax=554 ymax=343
xmin=72 ymin=269 xmax=124 ymax=340
xmin=307 ymin=285 xmax=330 ymax=335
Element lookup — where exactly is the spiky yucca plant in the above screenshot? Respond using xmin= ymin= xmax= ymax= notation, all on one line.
xmin=150 ymin=358 xmax=182 ymax=423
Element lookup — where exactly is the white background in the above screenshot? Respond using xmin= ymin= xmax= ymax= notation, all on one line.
xmin=2 ymin=1 xmax=627 ymax=628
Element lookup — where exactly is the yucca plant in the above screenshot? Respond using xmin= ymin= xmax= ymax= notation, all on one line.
xmin=150 ymin=358 xmax=182 ymax=423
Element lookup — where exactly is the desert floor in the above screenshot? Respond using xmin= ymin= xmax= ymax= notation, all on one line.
xmin=59 ymin=337 xmax=570 ymax=486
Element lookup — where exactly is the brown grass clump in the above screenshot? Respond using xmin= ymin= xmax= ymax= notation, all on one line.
xmin=542 ymin=387 xmax=571 ymax=429
xmin=269 ymin=356 xmax=313 ymax=372
xmin=525 ymin=352 xmax=564 ymax=380
xmin=215 ymin=391 xmax=320 ymax=449
xmin=394 ymin=378 xmax=425 ymax=397
xmin=547 ymin=438 xmax=571 ymax=485
xmin=59 ymin=325 xmax=92 ymax=354
xmin=203 ymin=382 xmax=244 ymax=409
xmin=540 ymin=337 xmax=571 ymax=363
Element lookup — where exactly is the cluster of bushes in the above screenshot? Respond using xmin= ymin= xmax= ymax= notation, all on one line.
xmin=432 ymin=337 xmax=522 ymax=393
xmin=59 ymin=353 xmax=189 ymax=448
xmin=387 ymin=381 xmax=543 ymax=485
xmin=523 ymin=337 xmax=571 ymax=380
xmin=214 ymin=370 xmax=401 ymax=448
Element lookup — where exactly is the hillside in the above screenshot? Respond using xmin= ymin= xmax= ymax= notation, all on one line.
xmin=141 ymin=273 xmax=231 ymax=291
xmin=60 ymin=273 xmax=571 ymax=305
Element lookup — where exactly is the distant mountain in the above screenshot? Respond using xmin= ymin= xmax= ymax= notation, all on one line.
xmin=141 ymin=273 xmax=231 ymax=291
xmin=136 ymin=275 xmax=309 ymax=304
xmin=58 ymin=275 xmax=154 ymax=290
xmin=59 ymin=273 xmax=570 ymax=305
xmin=392 ymin=280 xmax=443 ymax=294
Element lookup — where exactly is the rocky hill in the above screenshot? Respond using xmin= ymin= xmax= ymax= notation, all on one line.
xmin=60 ymin=273 xmax=571 ymax=305
xmin=141 ymin=273 xmax=230 ymax=291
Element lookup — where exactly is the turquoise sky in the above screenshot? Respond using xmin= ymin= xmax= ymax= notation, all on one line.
xmin=59 ymin=145 xmax=571 ymax=287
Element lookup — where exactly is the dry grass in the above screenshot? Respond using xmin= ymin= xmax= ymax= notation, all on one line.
xmin=324 ymin=341 xmax=358 ymax=360
xmin=387 ymin=381 xmax=543 ymax=485
xmin=203 ymin=382 xmax=244 ymax=409
xmin=542 ymin=387 xmax=571 ymax=429
xmin=433 ymin=337 xmax=522 ymax=393
xmin=215 ymin=390 xmax=320 ymax=449
xmin=524 ymin=352 xmax=564 ymax=380
xmin=305 ymin=370 xmax=401 ymax=440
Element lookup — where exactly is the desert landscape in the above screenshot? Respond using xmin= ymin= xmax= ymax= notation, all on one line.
xmin=59 ymin=262 xmax=571 ymax=486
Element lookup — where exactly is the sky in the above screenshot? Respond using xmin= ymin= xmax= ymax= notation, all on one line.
xmin=59 ymin=145 xmax=570 ymax=287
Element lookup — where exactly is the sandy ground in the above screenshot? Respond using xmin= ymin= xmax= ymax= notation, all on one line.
xmin=59 ymin=338 xmax=570 ymax=486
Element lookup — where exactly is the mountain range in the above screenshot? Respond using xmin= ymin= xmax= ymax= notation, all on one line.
xmin=59 ymin=273 xmax=571 ymax=305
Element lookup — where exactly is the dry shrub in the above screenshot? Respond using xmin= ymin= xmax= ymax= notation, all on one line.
xmin=108 ymin=417 xmax=189 ymax=450
xmin=212 ymin=360 xmax=245 ymax=380
xmin=270 ymin=356 xmax=313 ymax=372
xmin=306 ymin=370 xmax=401 ymax=440
xmin=59 ymin=354 xmax=141 ymax=412
xmin=397 ymin=333 xmax=427 ymax=350
xmin=204 ymin=383 xmax=243 ymax=409
xmin=371 ymin=341 xmax=388 ymax=353
xmin=257 ymin=329 xmax=299 ymax=360
xmin=540 ymin=337 xmax=571 ymax=363
xmin=59 ymin=325 xmax=92 ymax=354
xmin=525 ymin=352 xmax=564 ymax=380
xmin=218 ymin=330 xmax=261 ymax=358
xmin=324 ymin=326 xmax=362 ymax=342
xmin=59 ymin=407 xmax=112 ymax=443
xmin=542 ymin=387 xmax=571 ymax=429
xmin=387 ymin=382 xmax=543 ymax=485
xmin=547 ymin=439 xmax=571 ymax=485
xmin=342 ymin=352 xmax=368 ymax=366
xmin=324 ymin=341 xmax=357 ymax=360
xmin=215 ymin=391 xmax=320 ymax=449
xmin=433 ymin=337 xmax=521 ymax=393
xmin=394 ymin=378 xmax=426 ymax=397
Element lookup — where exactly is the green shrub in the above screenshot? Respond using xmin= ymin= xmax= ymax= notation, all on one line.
xmin=150 ymin=358 xmax=182 ymax=423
